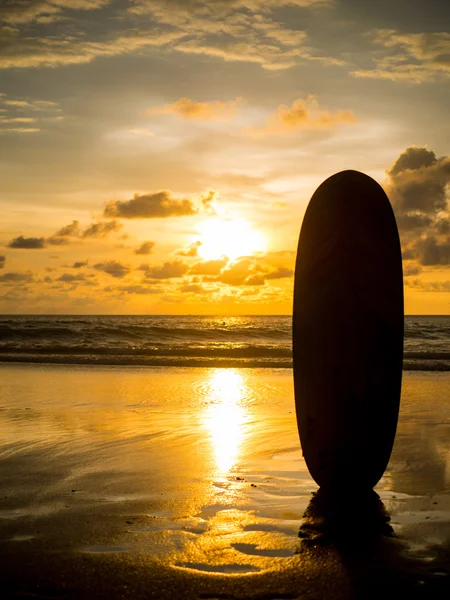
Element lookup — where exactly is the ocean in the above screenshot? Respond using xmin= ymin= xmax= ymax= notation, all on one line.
xmin=0 ymin=314 xmax=449 ymax=370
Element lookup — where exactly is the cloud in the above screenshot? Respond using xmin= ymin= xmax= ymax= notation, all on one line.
xmin=56 ymin=220 xmax=80 ymax=237
xmin=0 ymin=92 xmax=62 ymax=134
xmin=0 ymin=24 xmax=184 ymax=69
xmin=176 ymin=241 xmax=202 ymax=257
xmin=0 ymin=1 xmax=111 ymax=26
xmin=190 ymin=258 xmax=228 ymax=275
xmin=143 ymin=260 xmax=189 ymax=279
xmin=0 ymin=255 xmax=5 ymax=268
xmin=93 ymin=260 xmax=131 ymax=278
xmin=82 ymin=220 xmax=123 ymax=237
xmin=130 ymin=0 xmax=339 ymax=71
xmin=405 ymin=278 xmax=450 ymax=293
xmin=0 ymin=1 xmax=338 ymax=72
xmin=386 ymin=147 xmax=450 ymax=219
xmin=214 ymin=256 xmax=294 ymax=286
xmin=403 ymin=262 xmax=422 ymax=277
xmin=114 ymin=284 xmax=161 ymax=295
xmin=250 ymin=96 xmax=357 ymax=135
xmin=7 ymin=235 xmax=46 ymax=249
xmin=385 ymin=146 xmax=450 ymax=267
xmin=0 ymin=271 xmax=34 ymax=282
xmin=134 ymin=241 xmax=155 ymax=255
xmin=104 ymin=191 xmax=199 ymax=219
xmin=217 ymin=258 xmax=263 ymax=286
xmin=148 ymin=97 xmax=243 ymax=121
xmin=416 ymin=237 xmax=450 ymax=266
xmin=264 ymin=266 xmax=294 ymax=279
xmin=69 ymin=260 xmax=88 ymax=268
xmin=57 ymin=273 xmax=86 ymax=283
xmin=351 ymin=30 xmax=450 ymax=83
xmin=179 ymin=282 xmax=208 ymax=294
xmin=47 ymin=236 xmax=70 ymax=246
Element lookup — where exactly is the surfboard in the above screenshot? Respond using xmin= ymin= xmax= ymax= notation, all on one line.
xmin=293 ymin=170 xmax=403 ymax=490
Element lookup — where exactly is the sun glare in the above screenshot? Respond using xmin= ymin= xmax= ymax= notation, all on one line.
xmin=203 ymin=370 xmax=247 ymax=473
xmin=197 ymin=218 xmax=267 ymax=261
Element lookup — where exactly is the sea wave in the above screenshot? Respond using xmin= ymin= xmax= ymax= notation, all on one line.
xmin=0 ymin=352 xmax=449 ymax=370
xmin=0 ymin=315 xmax=448 ymax=370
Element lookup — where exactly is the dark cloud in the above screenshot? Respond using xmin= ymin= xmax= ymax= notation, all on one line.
xmin=389 ymin=146 xmax=438 ymax=177
xmin=94 ymin=260 xmax=131 ymax=278
xmin=143 ymin=260 xmax=189 ymax=279
xmin=395 ymin=213 xmax=433 ymax=231
xmin=180 ymin=282 xmax=208 ymax=294
xmin=7 ymin=235 xmax=46 ymax=249
xmin=57 ymin=273 xmax=86 ymax=283
xmin=55 ymin=220 xmax=80 ymax=237
xmin=82 ymin=220 xmax=122 ymax=237
xmin=190 ymin=258 xmax=228 ymax=275
xmin=387 ymin=146 xmax=450 ymax=216
xmin=47 ymin=236 xmax=70 ymax=246
xmin=71 ymin=260 xmax=88 ymax=268
xmin=385 ymin=146 xmax=450 ymax=267
xmin=403 ymin=262 xmax=423 ymax=276
xmin=0 ymin=271 xmax=34 ymax=282
xmin=405 ymin=278 xmax=450 ymax=293
xmin=417 ymin=236 xmax=450 ymax=266
xmin=134 ymin=241 xmax=155 ymax=255
xmin=176 ymin=241 xmax=202 ymax=257
xmin=104 ymin=191 xmax=198 ymax=219
xmin=0 ymin=255 xmax=5 ymax=268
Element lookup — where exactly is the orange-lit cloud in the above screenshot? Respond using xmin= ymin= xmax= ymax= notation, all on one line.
xmin=215 ymin=257 xmax=294 ymax=286
xmin=176 ymin=241 xmax=202 ymax=257
xmin=104 ymin=191 xmax=199 ymax=219
xmin=148 ymin=97 xmax=243 ymax=121
xmin=142 ymin=260 xmax=189 ymax=279
xmin=249 ymin=96 xmax=357 ymax=135
xmin=190 ymin=258 xmax=228 ymax=276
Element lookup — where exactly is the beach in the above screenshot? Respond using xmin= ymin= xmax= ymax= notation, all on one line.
xmin=0 ymin=363 xmax=449 ymax=598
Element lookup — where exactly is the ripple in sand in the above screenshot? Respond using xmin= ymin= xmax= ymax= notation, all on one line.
xmin=175 ymin=562 xmax=261 ymax=574
xmin=81 ymin=545 xmax=128 ymax=553
xmin=231 ymin=542 xmax=295 ymax=558
xmin=243 ymin=522 xmax=299 ymax=537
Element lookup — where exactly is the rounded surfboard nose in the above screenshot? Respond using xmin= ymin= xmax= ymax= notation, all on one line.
xmin=293 ymin=170 xmax=404 ymax=491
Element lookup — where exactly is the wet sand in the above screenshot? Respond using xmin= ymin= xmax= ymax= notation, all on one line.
xmin=0 ymin=365 xmax=449 ymax=598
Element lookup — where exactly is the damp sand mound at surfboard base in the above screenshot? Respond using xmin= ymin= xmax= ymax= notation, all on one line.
xmin=0 ymin=314 xmax=449 ymax=371
xmin=0 ymin=366 xmax=449 ymax=598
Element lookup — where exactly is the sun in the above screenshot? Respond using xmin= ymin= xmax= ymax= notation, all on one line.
xmin=196 ymin=218 xmax=267 ymax=261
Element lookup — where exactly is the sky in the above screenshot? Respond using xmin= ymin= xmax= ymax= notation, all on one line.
xmin=0 ymin=0 xmax=449 ymax=315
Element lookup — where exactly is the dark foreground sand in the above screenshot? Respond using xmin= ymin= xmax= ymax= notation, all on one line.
xmin=0 ymin=365 xmax=449 ymax=599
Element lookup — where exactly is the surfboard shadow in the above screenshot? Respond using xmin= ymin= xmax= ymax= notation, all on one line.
xmin=296 ymin=488 xmax=450 ymax=598
xmin=298 ymin=487 xmax=393 ymax=548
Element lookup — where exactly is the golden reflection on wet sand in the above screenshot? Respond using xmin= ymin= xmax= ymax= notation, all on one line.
xmin=202 ymin=369 xmax=248 ymax=473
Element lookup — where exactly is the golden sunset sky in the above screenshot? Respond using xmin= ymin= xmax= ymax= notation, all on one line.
xmin=0 ymin=0 xmax=449 ymax=314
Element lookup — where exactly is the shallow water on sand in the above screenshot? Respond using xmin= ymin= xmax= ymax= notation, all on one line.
xmin=0 ymin=365 xmax=449 ymax=596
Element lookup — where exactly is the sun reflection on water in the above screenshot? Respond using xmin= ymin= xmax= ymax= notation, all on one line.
xmin=203 ymin=369 xmax=248 ymax=473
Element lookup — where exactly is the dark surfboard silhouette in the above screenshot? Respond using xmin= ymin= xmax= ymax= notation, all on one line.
xmin=293 ymin=170 xmax=403 ymax=490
